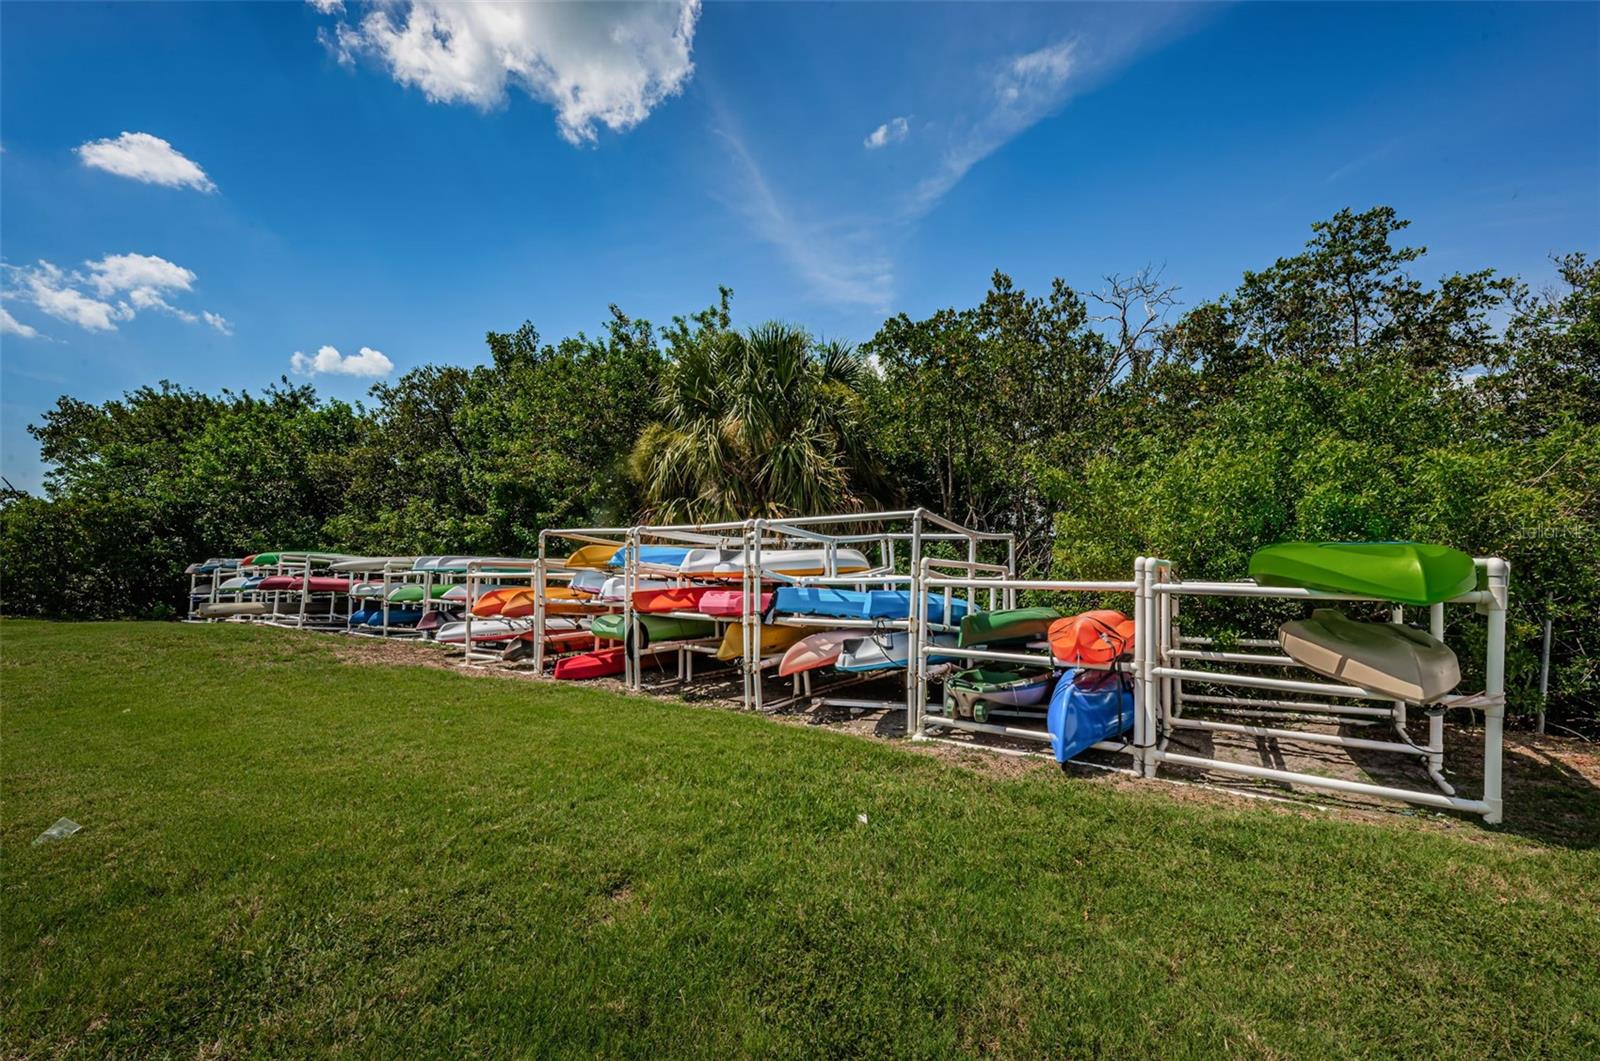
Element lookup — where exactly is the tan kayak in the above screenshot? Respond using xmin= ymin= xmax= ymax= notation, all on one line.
xmin=1278 ymin=608 xmax=1460 ymax=703
xmin=199 ymin=601 xmax=269 ymax=618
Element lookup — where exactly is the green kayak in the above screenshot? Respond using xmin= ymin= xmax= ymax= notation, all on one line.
xmin=591 ymin=613 xmax=716 ymax=649
xmin=1248 ymin=542 xmax=1477 ymax=606
xmin=958 ymin=606 xmax=1060 ymax=648
xmin=386 ymin=584 xmax=454 ymax=603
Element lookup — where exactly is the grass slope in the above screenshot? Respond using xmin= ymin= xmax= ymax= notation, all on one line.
xmin=3 ymin=621 xmax=1597 ymax=1056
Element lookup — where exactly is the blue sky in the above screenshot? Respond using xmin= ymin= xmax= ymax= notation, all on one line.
xmin=2 ymin=1 xmax=1596 ymax=492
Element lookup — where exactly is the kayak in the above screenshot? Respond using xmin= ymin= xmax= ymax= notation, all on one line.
xmin=254 ymin=575 xmax=352 ymax=593
xmin=1048 ymin=610 xmax=1135 ymax=665
xmin=562 ymin=544 xmax=624 ymax=570
xmin=634 ymin=586 xmax=712 ymax=614
xmin=607 ymin=546 xmax=694 ymax=569
xmin=471 ymin=587 xmax=522 ymax=617
xmin=591 ymin=613 xmax=716 ymax=649
xmin=944 ymin=667 xmax=1056 ymax=722
xmin=328 ymin=556 xmax=418 ymax=574
xmin=199 ymin=601 xmax=268 ymax=618
xmin=386 ymin=584 xmax=454 ymax=603
xmin=366 ymin=608 xmax=423 ymax=628
xmin=244 ymin=551 xmax=350 ymax=567
xmin=217 ymin=575 xmax=251 ymax=592
xmin=836 ymin=632 xmax=957 ymax=672
xmin=778 ymin=630 xmax=859 ymax=677
xmin=959 ymin=607 xmax=1060 ymax=648
xmin=435 ymin=618 xmax=581 ymax=644
xmin=416 ymin=556 xmax=536 ymax=574
xmin=771 ymin=588 xmax=969 ymax=624
xmin=1278 ymin=608 xmax=1461 ymax=702
xmin=701 ymin=589 xmax=771 ymax=617
xmin=715 ymin=623 xmax=825 ymax=661
xmin=1248 ymin=542 xmax=1477 ymax=606
xmin=599 ymin=576 xmax=674 ymax=601
xmin=568 ymin=570 xmax=608 ymax=595
xmin=1047 ymin=669 xmax=1136 ymax=763
xmin=554 ymin=647 xmax=628 ymax=680
xmin=676 ymin=547 xmax=872 ymax=580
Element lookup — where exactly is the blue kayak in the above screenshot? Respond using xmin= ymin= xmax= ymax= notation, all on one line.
xmin=606 ymin=546 xmax=693 ymax=569
xmin=1047 ymin=669 xmax=1135 ymax=763
xmin=771 ymin=588 xmax=970 ymax=624
xmin=365 ymin=607 xmax=423 ymax=628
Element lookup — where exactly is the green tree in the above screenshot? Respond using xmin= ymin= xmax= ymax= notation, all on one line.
xmin=630 ymin=314 xmax=881 ymax=522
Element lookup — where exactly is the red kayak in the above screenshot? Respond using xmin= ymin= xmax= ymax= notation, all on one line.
xmin=700 ymin=589 xmax=771 ymax=617
xmin=633 ymin=586 xmax=711 ymax=613
xmin=552 ymin=646 xmax=667 ymax=680
xmin=554 ymin=647 xmax=627 ymax=680
xmin=255 ymin=575 xmax=351 ymax=593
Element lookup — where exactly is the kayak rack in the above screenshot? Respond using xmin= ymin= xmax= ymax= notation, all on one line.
xmin=911 ymin=555 xmax=1511 ymax=823
xmin=527 ymin=511 xmax=1015 ymax=712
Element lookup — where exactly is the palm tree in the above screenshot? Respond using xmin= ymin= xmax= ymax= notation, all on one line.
xmin=629 ymin=322 xmax=881 ymax=521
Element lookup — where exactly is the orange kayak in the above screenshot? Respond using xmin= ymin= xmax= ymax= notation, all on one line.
xmin=634 ymin=586 xmax=710 ymax=613
xmin=1048 ymin=609 xmax=1135 ymax=665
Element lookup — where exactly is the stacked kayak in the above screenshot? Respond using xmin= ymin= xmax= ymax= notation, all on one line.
xmin=1048 ymin=610 xmax=1134 ymax=665
xmin=1278 ymin=608 xmax=1460 ymax=702
xmin=944 ymin=668 xmax=1055 ymax=722
xmin=591 ymin=613 xmax=716 ymax=649
xmin=1047 ymin=670 xmax=1135 ymax=763
xmin=1248 ymin=541 xmax=1476 ymax=606
xmin=715 ymin=623 xmax=825 ymax=661
xmin=778 ymin=631 xmax=860 ymax=677
xmin=959 ymin=607 xmax=1060 ymax=648
xmin=256 ymin=575 xmax=352 ymax=593
xmin=836 ymin=632 xmax=956 ymax=672
xmin=771 ymin=588 xmax=969 ymax=624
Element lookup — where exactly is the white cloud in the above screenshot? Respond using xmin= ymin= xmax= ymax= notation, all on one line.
xmin=75 ymin=132 xmax=216 ymax=192
xmin=306 ymin=0 xmax=343 ymax=13
xmin=3 ymin=262 xmax=128 ymax=332
xmin=3 ymin=253 xmax=217 ymax=333
xmin=203 ymin=310 xmax=234 ymax=335
xmin=320 ymin=1 xmax=700 ymax=145
xmin=864 ymin=117 xmax=909 ymax=150
xmin=290 ymin=344 xmax=394 ymax=378
xmin=1 ymin=307 xmax=41 ymax=339
xmin=84 ymin=252 xmax=196 ymax=297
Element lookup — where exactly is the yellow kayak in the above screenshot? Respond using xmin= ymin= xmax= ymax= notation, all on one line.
xmin=716 ymin=623 xmax=828 ymax=661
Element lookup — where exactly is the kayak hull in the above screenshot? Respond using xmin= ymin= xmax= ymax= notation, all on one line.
xmin=778 ymin=630 xmax=858 ymax=677
xmin=1048 ymin=610 xmax=1135 ymax=664
xmin=1279 ymin=608 xmax=1461 ymax=702
xmin=771 ymin=588 xmax=969 ymax=624
xmin=959 ymin=607 xmax=1060 ymax=648
xmin=1047 ymin=669 xmax=1136 ymax=763
xmin=1248 ymin=541 xmax=1477 ymax=606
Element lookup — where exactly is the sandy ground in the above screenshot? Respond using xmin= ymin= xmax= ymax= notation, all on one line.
xmin=318 ymin=629 xmax=1599 ymax=846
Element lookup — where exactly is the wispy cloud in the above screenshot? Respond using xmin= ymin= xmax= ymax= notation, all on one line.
xmin=864 ymin=116 xmax=909 ymax=150
xmin=715 ymin=126 xmax=895 ymax=312
xmin=1 ymin=307 xmax=42 ymax=340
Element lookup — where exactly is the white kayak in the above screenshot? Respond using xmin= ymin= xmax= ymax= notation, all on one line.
xmin=598 ymin=576 xmax=674 ymax=602
xmin=328 ymin=556 xmax=418 ymax=574
xmin=1279 ymin=608 xmax=1461 ymax=703
xmin=199 ymin=601 xmax=269 ymax=618
xmin=836 ymin=631 xmax=956 ymax=672
xmin=676 ymin=547 xmax=872 ymax=580
xmin=568 ymin=569 xmax=608 ymax=596
xmin=435 ymin=616 xmax=582 ymax=644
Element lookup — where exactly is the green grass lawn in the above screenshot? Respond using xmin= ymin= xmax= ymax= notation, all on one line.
xmin=4 ymin=621 xmax=1597 ymax=1057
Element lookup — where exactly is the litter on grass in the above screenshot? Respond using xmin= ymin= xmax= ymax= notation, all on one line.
xmin=33 ymin=818 xmax=82 ymax=845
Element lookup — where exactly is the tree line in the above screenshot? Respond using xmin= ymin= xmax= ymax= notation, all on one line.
xmin=2 ymin=208 xmax=1594 ymax=726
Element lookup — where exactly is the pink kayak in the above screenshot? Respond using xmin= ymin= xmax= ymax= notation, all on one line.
xmin=778 ymin=630 xmax=859 ymax=677
xmin=255 ymin=576 xmax=351 ymax=593
xmin=700 ymin=589 xmax=772 ymax=617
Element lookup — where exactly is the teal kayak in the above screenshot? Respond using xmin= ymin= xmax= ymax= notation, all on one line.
xmin=1248 ymin=542 xmax=1477 ymax=606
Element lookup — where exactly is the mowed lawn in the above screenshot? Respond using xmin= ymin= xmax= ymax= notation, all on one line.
xmin=3 ymin=622 xmax=1597 ymax=1057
